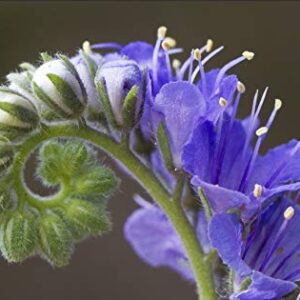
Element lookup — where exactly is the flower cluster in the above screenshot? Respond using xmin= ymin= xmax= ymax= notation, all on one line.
xmin=1 ymin=25 xmax=300 ymax=299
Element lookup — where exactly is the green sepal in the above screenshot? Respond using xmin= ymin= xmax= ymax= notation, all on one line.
xmin=238 ymin=276 xmax=252 ymax=292
xmin=40 ymin=52 xmax=53 ymax=63
xmin=0 ymin=210 xmax=37 ymax=262
xmin=79 ymin=49 xmax=97 ymax=78
xmin=157 ymin=122 xmax=174 ymax=172
xmin=19 ymin=62 xmax=36 ymax=72
xmin=65 ymin=199 xmax=111 ymax=238
xmin=6 ymin=72 xmax=32 ymax=94
xmin=74 ymin=164 xmax=118 ymax=199
xmin=122 ymin=85 xmax=138 ymax=129
xmin=46 ymin=73 xmax=84 ymax=117
xmin=38 ymin=213 xmax=74 ymax=267
xmin=32 ymin=82 xmax=69 ymax=118
xmin=96 ymin=81 xmax=119 ymax=129
xmin=0 ymin=142 xmax=14 ymax=173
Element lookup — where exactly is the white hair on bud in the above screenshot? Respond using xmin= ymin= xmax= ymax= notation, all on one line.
xmin=157 ymin=26 xmax=167 ymax=39
xmin=274 ymin=98 xmax=282 ymax=111
xmin=193 ymin=48 xmax=202 ymax=60
xmin=242 ymin=51 xmax=255 ymax=60
xmin=82 ymin=41 xmax=92 ymax=55
xmin=253 ymin=184 xmax=263 ymax=198
xmin=237 ymin=81 xmax=246 ymax=94
xmin=255 ymin=126 xmax=268 ymax=137
xmin=172 ymin=59 xmax=181 ymax=69
xmin=284 ymin=206 xmax=295 ymax=220
xmin=206 ymin=39 xmax=213 ymax=52
xmin=219 ymin=97 xmax=228 ymax=107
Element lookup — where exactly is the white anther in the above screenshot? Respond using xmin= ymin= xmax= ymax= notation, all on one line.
xmin=157 ymin=26 xmax=167 ymax=39
xmin=164 ymin=37 xmax=176 ymax=48
xmin=242 ymin=51 xmax=255 ymax=60
xmin=255 ymin=126 xmax=268 ymax=137
xmin=206 ymin=39 xmax=213 ymax=52
xmin=274 ymin=99 xmax=282 ymax=111
xmin=82 ymin=41 xmax=92 ymax=55
xmin=172 ymin=59 xmax=181 ymax=69
xmin=161 ymin=40 xmax=171 ymax=51
xmin=253 ymin=184 xmax=263 ymax=198
xmin=284 ymin=206 xmax=295 ymax=220
xmin=219 ymin=97 xmax=228 ymax=107
xmin=237 ymin=81 xmax=246 ymax=94
xmin=193 ymin=48 xmax=202 ymax=60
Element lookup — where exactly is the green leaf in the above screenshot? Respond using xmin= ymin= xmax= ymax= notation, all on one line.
xmin=96 ymin=81 xmax=119 ymax=128
xmin=157 ymin=122 xmax=174 ymax=172
xmin=122 ymin=85 xmax=138 ymax=129
xmin=47 ymin=73 xmax=84 ymax=117
xmin=40 ymin=52 xmax=53 ymax=62
xmin=38 ymin=213 xmax=74 ymax=267
xmin=0 ymin=211 xmax=37 ymax=262
xmin=65 ymin=199 xmax=111 ymax=238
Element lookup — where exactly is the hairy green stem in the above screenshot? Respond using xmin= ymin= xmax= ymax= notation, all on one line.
xmin=12 ymin=123 xmax=216 ymax=300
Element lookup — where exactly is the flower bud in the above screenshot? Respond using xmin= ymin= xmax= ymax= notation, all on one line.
xmin=32 ymin=58 xmax=86 ymax=119
xmin=65 ymin=199 xmax=111 ymax=238
xmin=0 ymin=211 xmax=37 ymax=262
xmin=0 ymin=88 xmax=39 ymax=139
xmin=38 ymin=214 xmax=74 ymax=267
xmin=95 ymin=59 xmax=143 ymax=126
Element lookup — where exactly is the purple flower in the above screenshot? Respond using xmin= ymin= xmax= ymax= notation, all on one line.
xmin=124 ymin=195 xmax=210 ymax=280
xmin=208 ymin=195 xmax=300 ymax=299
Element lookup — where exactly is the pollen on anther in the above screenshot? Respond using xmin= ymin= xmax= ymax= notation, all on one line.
xmin=206 ymin=39 xmax=213 ymax=52
xmin=164 ymin=37 xmax=176 ymax=48
xmin=157 ymin=26 xmax=167 ymax=39
xmin=274 ymin=99 xmax=282 ymax=111
xmin=172 ymin=59 xmax=181 ymax=69
xmin=253 ymin=184 xmax=263 ymax=198
xmin=256 ymin=126 xmax=268 ymax=137
xmin=193 ymin=48 xmax=202 ymax=61
xmin=242 ymin=51 xmax=255 ymax=60
xmin=219 ymin=97 xmax=228 ymax=107
xmin=162 ymin=40 xmax=171 ymax=51
xmin=284 ymin=206 xmax=295 ymax=220
xmin=237 ymin=81 xmax=246 ymax=94
xmin=82 ymin=41 xmax=92 ymax=55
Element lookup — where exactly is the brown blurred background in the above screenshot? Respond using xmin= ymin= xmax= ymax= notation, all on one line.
xmin=0 ymin=1 xmax=300 ymax=300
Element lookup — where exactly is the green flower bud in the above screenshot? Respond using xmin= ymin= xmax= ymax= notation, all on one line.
xmin=38 ymin=214 xmax=73 ymax=267
xmin=0 ymin=211 xmax=37 ymax=262
xmin=32 ymin=57 xmax=86 ymax=119
xmin=0 ymin=139 xmax=14 ymax=173
xmin=65 ymin=199 xmax=111 ymax=238
xmin=74 ymin=165 xmax=118 ymax=198
xmin=0 ymin=88 xmax=39 ymax=140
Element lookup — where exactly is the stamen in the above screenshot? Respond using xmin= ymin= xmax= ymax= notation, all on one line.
xmin=193 ymin=48 xmax=202 ymax=60
xmin=206 ymin=39 xmax=213 ymax=52
xmin=172 ymin=59 xmax=181 ymax=70
xmin=157 ymin=26 xmax=167 ymax=39
xmin=188 ymin=49 xmax=195 ymax=82
xmin=265 ymin=141 xmax=300 ymax=188
xmin=163 ymin=37 xmax=176 ymax=49
xmin=237 ymin=81 xmax=246 ymax=94
xmin=202 ymin=46 xmax=224 ymax=65
xmin=253 ymin=184 xmax=263 ymax=198
xmin=219 ymin=97 xmax=228 ymax=107
xmin=167 ymin=48 xmax=183 ymax=55
xmin=239 ymin=126 xmax=269 ymax=192
xmin=161 ymin=40 xmax=173 ymax=82
xmin=264 ymin=98 xmax=282 ymax=133
xmin=90 ymin=42 xmax=122 ymax=50
xmin=242 ymin=51 xmax=255 ymax=60
xmin=213 ymin=50 xmax=255 ymax=96
xmin=82 ymin=41 xmax=92 ymax=55
xmin=191 ymin=48 xmax=208 ymax=95
xmin=259 ymin=206 xmax=295 ymax=273
xmin=256 ymin=126 xmax=268 ymax=137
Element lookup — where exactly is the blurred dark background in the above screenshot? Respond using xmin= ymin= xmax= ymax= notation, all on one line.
xmin=0 ymin=1 xmax=300 ymax=300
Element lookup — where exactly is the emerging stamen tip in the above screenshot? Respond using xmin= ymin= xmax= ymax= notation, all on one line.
xmin=157 ymin=26 xmax=167 ymax=39
xmin=274 ymin=98 xmax=282 ymax=111
xmin=253 ymin=184 xmax=263 ymax=198
xmin=82 ymin=41 xmax=92 ymax=55
xmin=284 ymin=206 xmax=295 ymax=220
xmin=237 ymin=81 xmax=246 ymax=94
xmin=256 ymin=126 xmax=268 ymax=137
xmin=206 ymin=39 xmax=213 ymax=52
xmin=165 ymin=37 xmax=176 ymax=48
xmin=172 ymin=59 xmax=181 ymax=69
xmin=219 ymin=97 xmax=228 ymax=107
xmin=242 ymin=51 xmax=255 ymax=60
xmin=193 ymin=48 xmax=202 ymax=61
